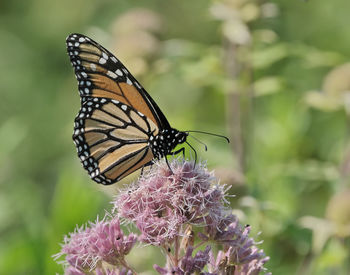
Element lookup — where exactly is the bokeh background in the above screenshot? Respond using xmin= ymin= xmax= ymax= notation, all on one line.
xmin=1 ymin=0 xmax=350 ymax=274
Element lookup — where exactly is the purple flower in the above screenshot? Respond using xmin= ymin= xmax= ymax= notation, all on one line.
xmin=153 ymin=265 xmax=180 ymax=275
xmin=95 ymin=267 xmax=133 ymax=275
xmin=206 ymin=224 xmax=271 ymax=274
xmin=55 ymin=159 xmax=271 ymax=275
xmin=55 ymin=216 xmax=137 ymax=270
xmin=64 ymin=266 xmax=85 ymax=275
xmin=64 ymin=265 xmax=132 ymax=275
xmin=180 ymin=246 xmax=211 ymax=274
xmin=114 ymin=159 xmax=227 ymax=245
xmin=154 ymin=246 xmax=212 ymax=275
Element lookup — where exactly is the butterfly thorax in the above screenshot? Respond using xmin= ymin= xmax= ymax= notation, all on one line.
xmin=149 ymin=129 xmax=188 ymax=159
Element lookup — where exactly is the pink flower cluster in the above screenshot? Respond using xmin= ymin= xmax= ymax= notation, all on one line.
xmin=206 ymin=222 xmax=270 ymax=274
xmin=55 ymin=159 xmax=270 ymax=275
xmin=114 ymin=160 xmax=227 ymax=245
xmin=54 ymin=217 xmax=136 ymax=274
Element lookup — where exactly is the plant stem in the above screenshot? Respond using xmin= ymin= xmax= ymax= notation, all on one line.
xmin=119 ymin=258 xmax=138 ymax=275
xmin=174 ymin=235 xmax=180 ymax=267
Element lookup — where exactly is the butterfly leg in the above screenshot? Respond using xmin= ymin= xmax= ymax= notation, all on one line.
xmin=172 ymin=147 xmax=185 ymax=158
xmin=144 ymin=160 xmax=154 ymax=167
xmin=140 ymin=161 xmax=154 ymax=177
xmin=165 ymin=156 xmax=174 ymax=174
xmin=185 ymin=141 xmax=197 ymax=168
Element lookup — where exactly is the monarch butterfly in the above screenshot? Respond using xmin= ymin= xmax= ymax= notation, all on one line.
xmin=66 ymin=33 xmax=228 ymax=185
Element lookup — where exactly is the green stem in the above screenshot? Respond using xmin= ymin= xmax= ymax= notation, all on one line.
xmin=119 ymin=258 xmax=138 ymax=275
xmin=174 ymin=235 xmax=180 ymax=267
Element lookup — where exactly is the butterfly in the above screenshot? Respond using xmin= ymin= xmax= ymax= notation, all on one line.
xmin=66 ymin=33 xmax=228 ymax=185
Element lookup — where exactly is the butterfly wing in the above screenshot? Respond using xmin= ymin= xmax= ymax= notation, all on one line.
xmin=73 ymin=97 xmax=158 ymax=184
xmin=66 ymin=33 xmax=170 ymax=130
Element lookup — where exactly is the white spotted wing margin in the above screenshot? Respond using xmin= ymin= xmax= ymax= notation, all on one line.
xmin=72 ymin=97 xmax=157 ymax=185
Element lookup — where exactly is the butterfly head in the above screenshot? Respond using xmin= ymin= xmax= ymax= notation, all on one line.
xmin=173 ymin=130 xmax=188 ymax=146
xmin=150 ymin=128 xmax=188 ymax=159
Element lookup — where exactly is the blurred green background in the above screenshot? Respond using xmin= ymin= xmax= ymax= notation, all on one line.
xmin=1 ymin=0 xmax=350 ymax=274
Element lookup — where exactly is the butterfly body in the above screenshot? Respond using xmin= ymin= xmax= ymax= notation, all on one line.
xmin=67 ymin=33 xmax=188 ymax=184
xmin=149 ymin=129 xmax=188 ymax=159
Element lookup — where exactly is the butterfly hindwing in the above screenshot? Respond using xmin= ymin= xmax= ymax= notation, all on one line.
xmin=73 ymin=97 xmax=157 ymax=184
xmin=66 ymin=33 xmax=170 ymax=129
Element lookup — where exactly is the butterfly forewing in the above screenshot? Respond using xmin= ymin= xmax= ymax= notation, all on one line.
xmin=66 ymin=33 xmax=170 ymax=129
xmin=73 ymin=97 xmax=156 ymax=184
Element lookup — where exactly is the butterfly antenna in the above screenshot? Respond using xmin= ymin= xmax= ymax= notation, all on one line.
xmin=185 ymin=141 xmax=197 ymax=166
xmin=185 ymin=130 xmax=230 ymax=143
xmin=188 ymin=135 xmax=208 ymax=151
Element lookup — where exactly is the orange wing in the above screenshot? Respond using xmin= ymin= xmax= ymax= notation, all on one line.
xmin=66 ymin=33 xmax=164 ymax=128
xmin=73 ymin=97 xmax=158 ymax=184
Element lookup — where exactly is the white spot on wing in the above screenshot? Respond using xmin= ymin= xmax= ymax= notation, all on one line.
xmin=102 ymin=52 xmax=108 ymax=60
xmin=107 ymin=71 xmax=117 ymax=79
xmin=126 ymin=78 xmax=132 ymax=85
xmin=99 ymin=58 xmax=107 ymax=64
xmin=115 ymin=69 xmax=123 ymax=76
xmin=121 ymin=105 xmax=127 ymax=111
xmin=135 ymin=82 xmax=142 ymax=89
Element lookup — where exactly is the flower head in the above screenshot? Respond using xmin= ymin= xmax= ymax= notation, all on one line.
xmin=207 ymin=223 xmax=271 ymax=275
xmin=180 ymin=245 xmax=211 ymax=274
xmin=114 ymin=159 xmax=227 ymax=245
xmin=55 ymin=216 xmax=137 ymax=270
xmin=64 ymin=266 xmax=85 ymax=275
xmin=154 ymin=245 xmax=211 ymax=275
xmin=56 ymin=159 xmax=271 ymax=275
xmin=95 ymin=267 xmax=133 ymax=275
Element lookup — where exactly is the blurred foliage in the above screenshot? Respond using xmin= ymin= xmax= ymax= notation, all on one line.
xmin=1 ymin=0 xmax=350 ymax=274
